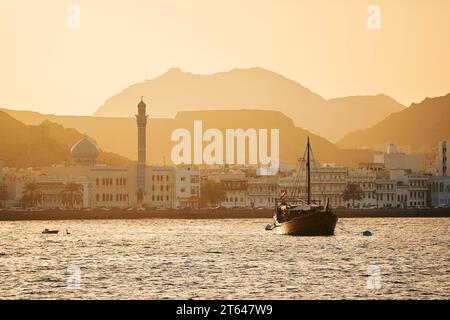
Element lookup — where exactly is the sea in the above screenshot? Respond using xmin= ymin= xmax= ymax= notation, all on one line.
xmin=0 ymin=218 xmax=448 ymax=299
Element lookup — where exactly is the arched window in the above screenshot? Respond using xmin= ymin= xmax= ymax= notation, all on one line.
xmin=96 ymin=194 xmax=99 ymax=201
xmin=96 ymin=178 xmax=99 ymax=186
xmin=440 ymin=183 xmax=444 ymax=192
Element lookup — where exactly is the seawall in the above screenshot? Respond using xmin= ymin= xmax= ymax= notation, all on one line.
xmin=0 ymin=208 xmax=449 ymax=221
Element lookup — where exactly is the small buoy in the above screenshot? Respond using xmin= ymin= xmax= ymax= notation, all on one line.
xmin=362 ymin=230 xmax=373 ymax=236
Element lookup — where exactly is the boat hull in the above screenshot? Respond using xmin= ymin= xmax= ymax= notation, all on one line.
xmin=275 ymin=211 xmax=338 ymax=236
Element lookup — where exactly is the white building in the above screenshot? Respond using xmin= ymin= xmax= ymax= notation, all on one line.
xmin=247 ymin=175 xmax=278 ymax=208
xmin=221 ymin=178 xmax=247 ymax=208
xmin=278 ymin=163 xmax=347 ymax=208
xmin=149 ymin=166 xmax=175 ymax=209
xmin=374 ymin=144 xmax=424 ymax=172
xmin=346 ymin=168 xmax=377 ymax=208
xmin=431 ymin=176 xmax=450 ymax=207
xmin=175 ymin=166 xmax=200 ymax=208
xmin=376 ymin=170 xmax=428 ymax=208
xmin=376 ymin=178 xmax=397 ymax=208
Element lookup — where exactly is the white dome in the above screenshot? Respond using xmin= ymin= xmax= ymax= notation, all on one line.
xmin=71 ymin=138 xmax=99 ymax=165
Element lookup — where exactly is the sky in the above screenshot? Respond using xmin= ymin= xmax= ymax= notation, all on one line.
xmin=1 ymin=0 xmax=450 ymax=115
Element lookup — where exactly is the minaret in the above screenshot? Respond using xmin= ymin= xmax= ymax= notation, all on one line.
xmin=136 ymin=97 xmax=148 ymax=202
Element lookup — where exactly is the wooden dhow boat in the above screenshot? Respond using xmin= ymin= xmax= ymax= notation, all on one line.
xmin=269 ymin=138 xmax=338 ymax=236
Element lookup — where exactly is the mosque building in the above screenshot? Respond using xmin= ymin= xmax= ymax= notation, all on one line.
xmin=33 ymin=98 xmax=175 ymax=209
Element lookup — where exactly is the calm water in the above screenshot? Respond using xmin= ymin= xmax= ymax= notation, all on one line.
xmin=0 ymin=218 xmax=448 ymax=300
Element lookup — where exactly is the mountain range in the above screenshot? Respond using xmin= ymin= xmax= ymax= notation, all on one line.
xmin=0 ymin=110 xmax=132 ymax=168
xmin=0 ymin=108 xmax=375 ymax=168
xmin=93 ymin=67 xmax=405 ymax=142
xmin=338 ymin=94 xmax=450 ymax=153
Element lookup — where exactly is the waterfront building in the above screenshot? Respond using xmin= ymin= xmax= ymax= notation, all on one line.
xmin=175 ymin=166 xmax=200 ymax=208
xmin=221 ymin=177 xmax=247 ymax=208
xmin=33 ymin=175 xmax=89 ymax=209
xmin=346 ymin=168 xmax=377 ymax=208
xmin=430 ymin=176 xmax=450 ymax=207
xmin=90 ymin=166 xmax=134 ymax=209
xmin=149 ymin=166 xmax=175 ymax=208
xmin=375 ymin=170 xmax=428 ymax=208
xmin=373 ymin=143 xmax=424 ymax=172
xmin=278 ymin=163 xmax=347 ymax=208
xmin=206 ymin=170 xmax=247 ymax=208
xmin=375 ymin=178 xmax=397 ymax=208
xmin=246 ymin=175 xmax=278 ymax=208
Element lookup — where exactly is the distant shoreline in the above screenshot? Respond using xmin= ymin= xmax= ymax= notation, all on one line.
xmin=0 ymin=208 xmax=449 ymax=221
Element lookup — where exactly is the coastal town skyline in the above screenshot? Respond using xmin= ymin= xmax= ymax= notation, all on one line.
xmin=1 ymin=1 xmax=449 ymax=303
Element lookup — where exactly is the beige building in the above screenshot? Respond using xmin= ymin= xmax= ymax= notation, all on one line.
xmin=374 ymin=144 xmax=424 ymax=172
xmin=149 ymin=166 xmax=175 ymax=208
xmin=246 ymin=175 xmax=278 ymax=208
xmin=279 ymin=163 xmax=347 ymax=208
xmin=175 ymin=166 xmax=200 ymax=208
xmin=376 ymin=169 xmax=428 ymax=208
xmin=347 ymin=168 xmax=377 ymax=208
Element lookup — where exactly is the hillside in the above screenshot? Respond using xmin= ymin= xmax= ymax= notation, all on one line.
xmin=93 ymin=67 xmax=405 ymax=141
xmin=0 ymin=108 xmax=375 ymax=168
xmin=337 ymin=94 xmax=450 ymax=153
xmin=0 ymin=111 xmax=133 ymax=168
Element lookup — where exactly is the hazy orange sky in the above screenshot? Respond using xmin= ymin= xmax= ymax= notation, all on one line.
xmin=1 ymin=0 xmax=449 ymax=116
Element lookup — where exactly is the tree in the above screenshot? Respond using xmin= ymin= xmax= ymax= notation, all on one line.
xmin=200 ymin=180 xmax=226 ymax=207
xmin=342 ymin=183 xmax=363 ymax=208
xmin=21 ymin=182 xmax=42 ymax=208
xmin=60 ymin=182 xmax=83 ymax=209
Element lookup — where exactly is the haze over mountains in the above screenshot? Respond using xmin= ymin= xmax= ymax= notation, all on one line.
xmin=94 ymin=68 xmax=405 ymax=142
xmin=0 ymin=108 xmax=375 ymax=168
xmin=338 ymin=94 xmax=450 ymax=154
xmin=0 ymin=110 xmax=132 ymax=168
xmin=1 ymin=67 xmax=447 ymax=169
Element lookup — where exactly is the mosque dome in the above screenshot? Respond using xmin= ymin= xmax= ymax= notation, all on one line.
xmin=71 ymin=138 xmax=99 ymax=166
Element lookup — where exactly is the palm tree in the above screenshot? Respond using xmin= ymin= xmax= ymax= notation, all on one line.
xmin=342 ymin=183 xmax=363 ymax=208
xmin=21 ymin=182 xmax=42 ymax=208
xmin=60 ymin=182 xmax=83 ymax=209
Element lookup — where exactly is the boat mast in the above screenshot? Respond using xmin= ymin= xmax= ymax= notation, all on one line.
xmin=307 ymin=137 xmax=311 ymax=205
